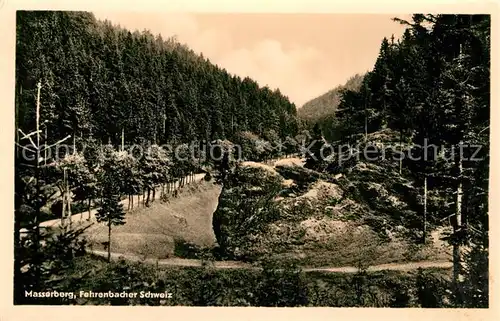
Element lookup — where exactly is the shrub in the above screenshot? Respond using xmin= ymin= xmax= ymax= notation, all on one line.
xmin=173 ymin=238 xmax=202 ymax=259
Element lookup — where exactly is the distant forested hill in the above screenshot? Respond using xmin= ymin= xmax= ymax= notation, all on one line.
xmin=15 ymin=11 xmax=299 ymax=145
xmin=297 ymin=73 xmax=365 ymax=123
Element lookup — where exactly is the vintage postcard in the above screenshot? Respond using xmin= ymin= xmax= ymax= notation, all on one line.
xmin=1 ymin=0 xmax=498 ymax=319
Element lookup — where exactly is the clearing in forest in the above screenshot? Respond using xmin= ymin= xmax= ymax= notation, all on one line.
xmin=84 ymin=180 xmax=222 ymax=259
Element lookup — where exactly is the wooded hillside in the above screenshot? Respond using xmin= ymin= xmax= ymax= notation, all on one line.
xmin=302 ymin=14 xmax=490 ymax=307
xmin=15 ymin=11 xmax=300 ymax=146
xmin=298 ymin=73 xmax=364 ymax=123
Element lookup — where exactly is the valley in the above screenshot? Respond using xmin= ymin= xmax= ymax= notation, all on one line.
xmin=14 ymin=12 xmax=489 ymax=308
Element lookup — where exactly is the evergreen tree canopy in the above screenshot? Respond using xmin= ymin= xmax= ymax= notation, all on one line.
xmin=16 ymin=11 xmax=300 ymax=147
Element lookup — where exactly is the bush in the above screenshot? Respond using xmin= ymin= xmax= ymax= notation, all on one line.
xmin=174 ymin=238 xmax=202 ymax=259
xmin=33 ymin=253 xmax=454 ymax=307
xmin=255 ymin=259 xmax=309 ymax=307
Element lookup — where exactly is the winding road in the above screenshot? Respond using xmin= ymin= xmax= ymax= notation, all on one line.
xmin=89 ymin=249 xmax=452 ymax=273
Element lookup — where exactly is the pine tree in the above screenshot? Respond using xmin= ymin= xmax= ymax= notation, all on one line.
xmin=14 ymin=79 xmax=75 ymax=303
xmin=304 ymin=123 xmax=326 ymax=170
xmin=95 ymin=190 xmax=126 ymax=262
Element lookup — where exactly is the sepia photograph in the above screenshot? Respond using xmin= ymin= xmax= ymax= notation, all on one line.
xmin=12 ymin=9 xmax=490 ymax=308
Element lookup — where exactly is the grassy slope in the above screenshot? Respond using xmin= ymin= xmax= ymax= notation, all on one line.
xmin=84 ymin=180 xmax=222 ymax=259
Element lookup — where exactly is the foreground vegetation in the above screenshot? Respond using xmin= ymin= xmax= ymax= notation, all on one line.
xmin=22 ymin=254 xmax=452 ymax=307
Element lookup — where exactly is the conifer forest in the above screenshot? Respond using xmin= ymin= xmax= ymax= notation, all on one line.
xmin=14 ymin=12 xmax=489 ymax=308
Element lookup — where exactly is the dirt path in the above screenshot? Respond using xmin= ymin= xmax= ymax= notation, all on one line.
xmin=89 ymin=250 xmax=452 ymax=273
xmin=304 ymin=261 xmax=453 ymax=273
xmin=37 ymin=173 xmax=206 ymax=229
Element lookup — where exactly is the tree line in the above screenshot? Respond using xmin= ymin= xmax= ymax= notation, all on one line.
xmin=304 ymin=14 xmax=489 ymax=307
xmin=15 ymin=11 xmax=300 ymax=148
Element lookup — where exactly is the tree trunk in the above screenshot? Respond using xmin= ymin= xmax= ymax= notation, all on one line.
xmin=61 ymin=171 xmax=67 ymax=228
xmin=152 ymin=187 xmax=156 ymax=202
xmin=146 ymin=188 xmax=151 ymax=206
xmin=382 ymin=97 xmax=387 ymax=128
xmin=67 ymin=180 xmax=72 ymax=228
xmin=423 ymin=175 xmax=427 ymax=244
xmin=364 ymin=111 xmax=368 ymax=142
xmin=61 ymin=189 xmax=66 ymax=228
xmin=399 ymin=129 xmax=403 ymax=175
xmin=453 ymin=146 xmax=463 ymax=291
xmin=88 ymin=198 xmax=91 ymax=220
xmin=32 ymin=82 xmax=42 ymax=287
xmin=44 ymin=127 xmax=47 ymax=166
xmin=107 ymin=222 xmax=111 ymax=262
xmin=456 ymin=152 xmax=463 ymax=229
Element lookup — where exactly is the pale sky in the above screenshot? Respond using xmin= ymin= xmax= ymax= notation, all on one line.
xmin=92 ymin=12 xmax=409 ymax=107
